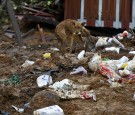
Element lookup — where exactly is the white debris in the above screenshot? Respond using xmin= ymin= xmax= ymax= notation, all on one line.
xmin=33 ymin=105 xmax=64 ymax=115
xmin=21 ymin=60 xmax=35 ymax=68
xmin=77 ymin=50 xmax=85 ymax=59
xmin=70 ymin=66 xmax=87 ymax=75
xmin=37 ymin=74 xmax=53 ymax=87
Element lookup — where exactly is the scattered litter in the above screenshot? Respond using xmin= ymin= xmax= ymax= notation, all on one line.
xmin=7 ymin=74 xmax=21 ymax=85
xmin=99 ymin=64 xmax=121 ymax=82
xmin=50 ymin=47 xmax=60 ymax=51
xmin=77 ymin=50 xmax=85 ymax=59
xmin=70 ymin=66 xmax=87 ymax=75
xmin=119 ymin=69 xmax=131 ymax=76
xmin=108 ymin=79 xmax=122 ymax=87
xmin=33 ymin=105 xmax=64 ymax=115
xmin=102 ymin=58 xmax=110 ymax=61
xmin=125 ymin=60 xmax=135 ymax=71
xmin=114 ymin=30 xmax=128 ymax=40
xmin=49 ymin=79 xmax=73 ymax=90
xmin=37 ymin=74 xmax=53 ymax=87
xmin=119 ymin=56 xmax=129 ymax=63
xmin=81 ymin=90 xmax=96 ymax=101
xmin=128 ymin=74 xmax=135 ymax=83
xmin=95 ymin=37 xmax=113 ymax=47
xmin=21 ymin=60 xmax=35 ymax=68
xmin=95 ymin=36 xmax=124 ymax=48
xmin=105 ymin=47 xmax=120 ymax=54
xmin=43 ymin=53 xmax=51 ymax=59
xmin=129 ymin=51 xmax=135 ymax=55
xmin=12 ymin=103 xmax=30 ymax=113
xmin=88 ymin=53 xmax=102 ymax=72
xmin=49 ymin=79 xmax=93 ymax=100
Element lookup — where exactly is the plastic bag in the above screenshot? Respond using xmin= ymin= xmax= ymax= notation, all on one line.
xmin=70 ymin=66 xmax=87 ymax=75
xmin=88 ymin=53 xmax=102 ymax=72
xmin=95 ymin=37 xmax=113 ymax=47
xmin=99 ymin=64 xmax=121 ymax=82
xmin=33 ymin=105 xmax=64 ymax=115
xmin=37 ymin=74 xmax=53 ymax=87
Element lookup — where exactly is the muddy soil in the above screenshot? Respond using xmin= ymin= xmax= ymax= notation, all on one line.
xmin=0 ymin=28 xmax=135 ymax=115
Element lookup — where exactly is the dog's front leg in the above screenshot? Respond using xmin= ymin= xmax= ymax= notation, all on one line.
xmin=70 ymin=36 xmax=75 ymax=53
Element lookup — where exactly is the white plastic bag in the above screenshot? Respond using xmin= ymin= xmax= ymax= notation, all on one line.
xmin=22 ymin=60 xmax=35 ymax=68
xmin=37 ymin=74 xmax=53 ymax=87
xmin=49 ymin=79 xmax=73 ymax=90
xmin=105 ymin=47 xmax=120 ymax=54
xmin=88 ymin=53 xmax=102 ymax=72
xmin=95 ymin=37 xmax=113 ymax=47
xmin=33 ymin=105 xmax=64 ymax=115
xmin=119 ymin=69 xmax=131 ymax=76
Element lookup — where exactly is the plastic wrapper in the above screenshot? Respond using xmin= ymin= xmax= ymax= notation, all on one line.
xmin=81 ymin=90 xmax=96 ymax=101
xmin=70 ymin=66 xmax=87 ymax=75
xmin=99 ymin=64 xmax=121 ymax=82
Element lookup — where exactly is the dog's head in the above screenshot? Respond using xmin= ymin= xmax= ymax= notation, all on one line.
xmin=70 ymin=20 xmax=90 ymax=37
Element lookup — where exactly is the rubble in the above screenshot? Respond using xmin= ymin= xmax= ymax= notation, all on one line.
xmin=1 ymin=7 xmax=135 ymax=114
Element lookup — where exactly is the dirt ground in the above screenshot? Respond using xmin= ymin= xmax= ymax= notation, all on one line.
xmin=0 ymin=27 xmax=135 ymax=115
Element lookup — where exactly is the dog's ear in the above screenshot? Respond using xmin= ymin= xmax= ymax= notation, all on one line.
xmin=70 ymin=21 xmax=76 ymax=26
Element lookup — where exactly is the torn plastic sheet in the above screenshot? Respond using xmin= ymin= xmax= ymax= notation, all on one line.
xmin=49 ymin=79 xmax=95 ymax=100
xmin=51 ymin=89 xmax=96 ymax=101
xmin=49 ymin=79 xmax=90 ymax=91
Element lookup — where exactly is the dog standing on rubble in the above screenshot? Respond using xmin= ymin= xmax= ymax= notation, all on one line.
xmin=55 ymin=19 xmax=91 ymax=53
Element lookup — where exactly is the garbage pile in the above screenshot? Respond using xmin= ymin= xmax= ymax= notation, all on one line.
xmin=0 ymin=18 xmax=135 ymax=115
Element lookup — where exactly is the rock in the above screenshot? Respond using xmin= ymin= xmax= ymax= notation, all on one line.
xmin=31 ymin=90 xmax=60 ymax=108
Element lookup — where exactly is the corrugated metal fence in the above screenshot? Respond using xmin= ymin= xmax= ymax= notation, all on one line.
xmin=64 ymin=0 xmax=135 ymax=29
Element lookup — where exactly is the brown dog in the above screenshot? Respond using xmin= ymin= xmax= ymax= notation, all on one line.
xmin=55 ymin=19 xmax=90 ymax=53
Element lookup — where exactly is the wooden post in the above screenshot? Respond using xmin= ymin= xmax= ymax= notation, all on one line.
xmin=6 ymin=0 xmax=23 ymax=46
